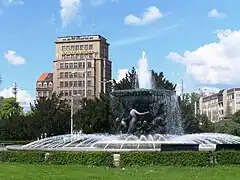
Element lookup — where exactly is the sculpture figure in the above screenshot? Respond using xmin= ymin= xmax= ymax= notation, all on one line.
xmin=127 ymin=106 xmax=149 ymax=134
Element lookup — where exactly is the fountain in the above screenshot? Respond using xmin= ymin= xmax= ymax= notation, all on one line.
xmin=6 ymin=51 xmax=240 ymax=152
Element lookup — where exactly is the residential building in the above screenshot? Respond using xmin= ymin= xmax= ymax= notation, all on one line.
xmin=53 ymin=35 xmax=112 ymax=105
xmin=199 ymin=88 xmax=240 ymax=122
xmin=36 ymin=72 xmax=53 ymax=100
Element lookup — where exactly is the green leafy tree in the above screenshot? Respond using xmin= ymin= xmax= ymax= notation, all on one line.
xmin=74 ymin=94 xmax=112 ymax=134
xmin=0 ymin=97 xmax=23 ymax=120
xmin=113 ymin=68 xmax=176 ymax=91
xmin=28 ymin=93 xmax=71 ymax=138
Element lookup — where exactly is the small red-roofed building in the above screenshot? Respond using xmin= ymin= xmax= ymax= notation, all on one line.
xmin=36 ymin=72 xmax=53 ymax=100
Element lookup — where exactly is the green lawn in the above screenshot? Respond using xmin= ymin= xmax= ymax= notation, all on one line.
xmin=0 ymin=163 xmax=240 ymax=180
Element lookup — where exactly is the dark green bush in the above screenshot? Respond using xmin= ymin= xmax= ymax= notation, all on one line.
xmin=216 ymin=151 xmax=240 ymax=165
xmin=0 ymin=151 xmax=45 ymax=164
xmin=47 ymin=151 xmax=114 ymax=167
xmin=120 ymin=151 xmax=212 ymax=167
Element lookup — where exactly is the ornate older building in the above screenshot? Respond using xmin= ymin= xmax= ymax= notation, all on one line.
xmin=36 ymin=72 xmax=53 ymax=100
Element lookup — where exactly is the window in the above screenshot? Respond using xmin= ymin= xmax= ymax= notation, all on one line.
xmin=87 ymin=71 xmax=91 ymax=77
xmin=69 ymin=90 xmax=72 ymax=96
xmin=80 ymin=54 xmax=83 ymax=59
xmin=65 ymin=63 xmax=69 ymax=68
xmin=60 ymin=63 xmax=64 ymax=69
xmin=64 ymin=90 xmax=68 ymax=96
xmin=60 ymin=81 xmax=64 ymax=87
xmin=74 ymin=63 xmax=78 ymax=68
xmin=89 ymin=44 xmax=93 ymax=50
xmin=60 ymin=90 xmax=63 ymax=95
xmin=80 ymin=45 xmax=83 ymax=50
xmin=74 ymin=81 xmax=78 ymax=87
xmin=38 ymin=82 xmax=42 ymax=87
xmin=74 ymin=72 xmax=78 ymax=78
xmin=69 ymin=63 xmax=73 ymax=68
xmin=71 ymin=45 xmax=74 ymax=51
xmin=78 ymin=81 xmax=82 ymax=87
xmin=60 ymin=72 xmax=64 ymax=78
xmin=87 ymin=90 xmax=92 ymax=95
xmin=83 ymin=62 xmax=85 ymax=68
xmin=78 ymin=90 xmax=82 ymax=95
xmin=69 ymin=81 xmax=73 ymax=87
xmin=62 ymin=46 xmax=66 ymax=51
xmin=71 ymin=54 xmax=75 ymax=59
xmin=87 ymin=80 xmax=91 ymax=87
xmin=49 ymin=82 xmax=52 ymax=87
xmin=87 ymin=62 xmax=92 ymax=68
xmin=65 ymin=72 xmax=68 ymax=78
xmin=37 ymin=91 xmax=42 ymax=97
xmin=66 ymin=46 xmax=70 ymax=51
xmin=73 ymin=90 xmax=77 ymax=95
xmin=69 ymin=73 xmax=73 ymax=78
xmin=65 ymin=81 xmax=68 ymax=87
xmin=76 ymin=54 xmax=80 ymax=59
xmin=89 ymin=54 xmax=93 ymax=59
xmin=67 ymin=54 xmax=70 ymax=59
xmin=78 ymin=62 xmax=82 ymax=68
xmin=84 ymin=45 xmax=88 ymax=50
xmin=76 ymin=45 xmax=79 ymax=50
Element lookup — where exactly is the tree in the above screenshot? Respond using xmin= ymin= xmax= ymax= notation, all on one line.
xmin=151 ymin=71 xmax=176 ymax=90
xmin=0 ymin=97 xmax=23 ymax=120
xmin=113 ymin=68 xmax=176 ymax=91
xmin=74 ymin=94 xmax=112 ymax=134
xmin=112 ymin=67 xmax=138 ymax=90
xmin=28 ymin=93 xmax=71 ymax=138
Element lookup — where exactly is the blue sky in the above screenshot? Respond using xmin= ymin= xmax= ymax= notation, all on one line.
xmin=1 ymin=0 xmax=240 ymax=106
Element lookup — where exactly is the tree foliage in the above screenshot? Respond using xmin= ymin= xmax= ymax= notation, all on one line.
xmin=0 ymin=97 xmax=23 ymax=120
xmin=112 ymin=67 xmax=176 ymax=91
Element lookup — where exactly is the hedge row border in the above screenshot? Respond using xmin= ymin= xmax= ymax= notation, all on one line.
xmin=1 ymin=150 xmax=240 ymax=167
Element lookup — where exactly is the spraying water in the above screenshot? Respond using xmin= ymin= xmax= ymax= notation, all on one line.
xmin=137 ymin=51 xmax=153 ymax=89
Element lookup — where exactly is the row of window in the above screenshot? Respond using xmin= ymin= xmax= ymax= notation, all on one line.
xmin=59 ymin=71 xmax=92 ymax=78
xmin=59 ymin=62 xmax=92 ymax=69
xmin=62 ymin=44 xmax=93 ymax=51
xmin=62 ymin=53 xmax=94 ymax=60
xmin=60 ymin=80 xmax=92 ymax=87
xmin=60 ymin=89 xmax=92 ymax=96
xmin=37 ymin=82 xmax=53 ymax=88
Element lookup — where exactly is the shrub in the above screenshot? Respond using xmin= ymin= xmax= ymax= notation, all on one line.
xmin=47 ymin=151 xmax=114 ymax=167
xmin=120 ymin=151 xmax=212 ymax=167
xmin=216 ymin=151 xmax=240 ymax=165
xmin=0 ymin=151 xmax=45 ymax=164
xmin=0 ymin=151 xmax=114 ymax=167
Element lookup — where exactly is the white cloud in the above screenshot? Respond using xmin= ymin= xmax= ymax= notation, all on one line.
xmin=0 ymin=87 xmax=33 ymax=111
xmin=113 ymin=24 xmax=179 ymax=46
xmin=208 ymin=9 xmax=227 ymax=18
xmin=4 ymin=50 xmax=25 ymax=65
xmin=124 ymin=6 xmax=164 ymax=26
xmin=167 ymin=29 xmax=240 ymax=85
xmin=2 ymin=0 xmax=24 ymax=6
xmin=116 ymin=69 xmax=128 ymax=82
xmin=60 ymin=0 xmax=81 ymax=27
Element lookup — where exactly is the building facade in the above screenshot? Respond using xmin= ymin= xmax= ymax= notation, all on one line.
xmin=36 ymin=73 xmax=53 ymax=100
xmin=53 ymin=35 xmax=112 ymax=103
xmin=199 ymin=88 xmax=240 ymax=122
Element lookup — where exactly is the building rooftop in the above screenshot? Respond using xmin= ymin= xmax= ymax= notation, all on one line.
xmin=37 ymin=72 xmax=53 ymax=82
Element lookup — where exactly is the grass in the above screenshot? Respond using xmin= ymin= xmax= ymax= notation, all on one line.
xmin=0 ymin=163 xmax=240 ymax=180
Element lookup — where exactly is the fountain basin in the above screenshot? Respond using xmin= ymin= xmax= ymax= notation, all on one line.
xmin=6 ymin=133 xmax=240 ymax=152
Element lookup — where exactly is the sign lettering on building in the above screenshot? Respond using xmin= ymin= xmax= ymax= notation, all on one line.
xmin=62 ymin=50 xmax=95 ymax=55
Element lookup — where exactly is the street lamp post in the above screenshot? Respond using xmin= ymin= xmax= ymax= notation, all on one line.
xmin=100 ymin=79 xmax=113 ymax=94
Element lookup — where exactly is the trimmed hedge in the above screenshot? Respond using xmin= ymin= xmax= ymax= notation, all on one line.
xmin=0 ymin=151 xmax=114 ymax=167
xmin=48 ymin=152 xmax=114 ymax=167
xmin=2 ymin=150 xmax=240 ymax=167
xmin=120 ymin=151 xmax=213 ymax=167
xmin=216 ymin=151 xmax=240 ymax=165
xmin=0 ymin=151 xmax=45 ymax=164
